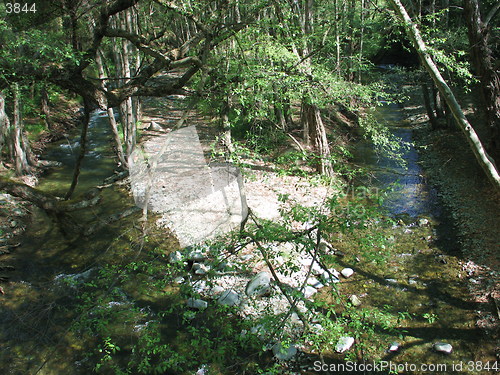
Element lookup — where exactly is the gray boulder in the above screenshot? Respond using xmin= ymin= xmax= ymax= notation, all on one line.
xmin=246 ymin=271 xmax=271 ymax=297
xmin=218 ymin=290 xmax=240 ymax=306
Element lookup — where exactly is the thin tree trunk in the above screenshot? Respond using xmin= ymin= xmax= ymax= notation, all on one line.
xmin=421 ymin=83 xmax=437 ymax=129
xmin=388 ymin=0 xmax=500 ymax=189
xmin=95 ymin=50 xmax=128 ymax=168
xmin=12 ymin=84 xmax=32 ymax=175
xmin=464 ymin=0 xmax=500 ymax=163
xmin=0 ymin=92 xmax=11 ymax=164
xmin=40 ymin=85 xmax=53 ymax=130
xmin=65 ymin=99 xmax=90 ymax=200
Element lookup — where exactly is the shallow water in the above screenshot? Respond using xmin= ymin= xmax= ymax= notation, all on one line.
xmin=354 ymin=102 xmax=440 ymax=218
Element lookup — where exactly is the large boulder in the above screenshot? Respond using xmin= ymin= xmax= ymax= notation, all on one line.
xmin=246 ymin=271 xmax=271 ymax=297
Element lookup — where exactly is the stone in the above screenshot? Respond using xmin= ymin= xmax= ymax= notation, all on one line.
xmin=341 ymin=268 xmax=354 ymax=278
xmin=168 ymin=251 xmax=183 ymax=263
xmin=246 ymin=271 xmax=271 ymax=297
xmin=307 ymin=277 xmax=324 ymax=289
xmin=311 ymin=262 xmax=324 ymax=276
xmin=239 ymin=254 xmax=253 ymax=262
xmin=148 ymin=121 xmax=163 ymax=131
xmin=418 ymin=218 xmax=429 ymax=227
xmin=188 ymin=250 xmax=206 ymax=261
xmin=174 ymin=276 xmax=185 ymax=284
xmin=187 ymin=298 xmax=208 ymax=310
xmin=210 ymin=286 xmax=225 ymax=296
xmin=322 ymin=268 xmax=340 ymax=284
xmin=388 ymin=342 xmax=400 ymax=352
xmin=218 ymin=290 xmax=240 ymax=306
xmin=302 ymin=286 xmax=317 ymax=299
xmin=349 ymin=294 xmax=362 ymax=307
xmin=272 ymin=343 xmax=298 ymax=361
xmin=193 ymin=263 xmax=210 ymax=275
xmin=192 ymin=280 xmax=208 ymax=293
xmin=385 ymin=278 xmax=398 ymax=285
xmin=335 ymin=337 xmax=355 ymax=353
xmin=433 ymin=342 xmax=453 ymax=354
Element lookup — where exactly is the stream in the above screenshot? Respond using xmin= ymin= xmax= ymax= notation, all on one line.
xmin=0 ymin=97 xmax=495 ymax=374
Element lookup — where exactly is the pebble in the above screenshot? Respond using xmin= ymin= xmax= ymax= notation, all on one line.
xmin=341 ymin=268 xmax=354 ymax=278
xmin=335 ymin=336 xmax=355 ymax=353
xmin=433 ymin=342 xmax=453 ymax=354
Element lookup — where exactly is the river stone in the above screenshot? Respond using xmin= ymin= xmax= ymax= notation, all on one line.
xmin=335 ymin=336 xmax=355 ymax=353
xmin=388 ymin=342 xmax=400 ymax=352
xmin=193 ymin=263 xmax=210 ymax=275
xmin=188 ymin=250 xmax=206 ymax=261
xmin=311 ymin=262 xmax=325 ymax=276
xmin=302 ymin=286 xmax=318 ymax=299
xmin=187 ymin=298 xmax=208 ymax=310
xmin=218 ymin=290 xmax=240 ymax=306
xmin=174 ymin=276 xmax=185 ymax=284
xmin=349 ymin=294 xmax=362 ymax=306
xmin=341 ymin=268 xmax=354 ymax=278
xmin=418 ymin=218 xmax=429 ymax=227
xmin=148 ymin=121 xmax=163 ymax=131
xmin=307 ymin=277 xmax=324 ymax=289
xmin=272 ymin=343 xmax=298 ymax=361
xmin=210 ymin=285 xmax=225 ymax=296
xmin=246 ymin=271 xmax=271 ymax=297
xmin=169 ymin=251 xmax=183 ymax=263
xmin=433 ymin=342 xmax=453 ymax=354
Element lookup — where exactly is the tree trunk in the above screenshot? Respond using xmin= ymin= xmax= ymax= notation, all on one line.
xmin=220 ymin=97 xmax=234 ymax=155
xmin=12 ymin=84 xmax=33 ymax=175
xmin=388 ymin=0 xmax=500 ymax=189
xmin=64 ymin=99 xmax=90 ymax=200
xmin=421 ymin=83 xmax=437 ymax=129
xmin=302 ymin=102 xmax=333 ymax=176
xmin=0 ymin=92 xmax=10 ymax=163
xmin=95 ymin=50 xmax=128 ymax=168
xmin=40 ymin=85 xmax=53 ymax=130
xmin=463 ymin=0 xmax=500 ymax=163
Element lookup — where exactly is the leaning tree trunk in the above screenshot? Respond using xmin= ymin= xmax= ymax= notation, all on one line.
xmin=388 ymin=0 xmax=500 ymax=190
xmin=463 ymin=0 xmax=500 ymax=163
